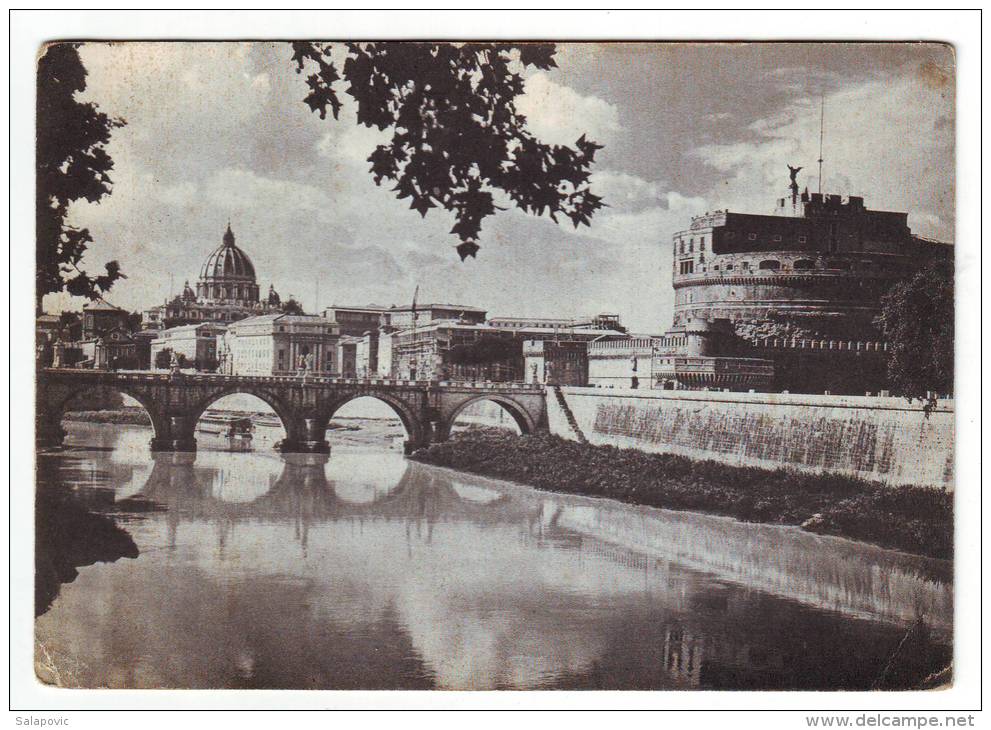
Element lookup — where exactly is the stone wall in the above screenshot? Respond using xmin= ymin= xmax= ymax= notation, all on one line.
xmin=548 ymin=387 xmax=953 ymax=490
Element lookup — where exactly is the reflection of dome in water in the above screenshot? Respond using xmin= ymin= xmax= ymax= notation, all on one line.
xmin=202 ymin=451 xmax=283 ymax=503
xmin=327 ymin=452 xmax=408 ymax=503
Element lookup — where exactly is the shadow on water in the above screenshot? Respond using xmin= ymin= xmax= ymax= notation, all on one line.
xmin=35 ymin=458 xmax=141 ymax=617
xmin=36 ymin=422 xmax=953 ymax=690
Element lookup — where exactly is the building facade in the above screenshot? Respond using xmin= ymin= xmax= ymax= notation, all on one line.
xmin=142 ymin=225 xmax=283 ymax=331
xmin=150 ymin=323 xmax=227 ymax=371
xmin=390 ymin=321 xmax=627 ymax=382
xmin=523 ymin=340 xmax=590 ymax=386
xmin=587 ymin=337 xmax=657 ymax=389
xmin=77 ymin=327 xmax=137 ymax=370
xmin=222 ymin=313 xmax=340 ymax=376
xmin=489 ymin=314 xmax=625 ymax=333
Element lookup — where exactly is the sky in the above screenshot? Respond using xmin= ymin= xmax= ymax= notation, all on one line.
xmin=46 ymin=41 xmax=954 ymax=333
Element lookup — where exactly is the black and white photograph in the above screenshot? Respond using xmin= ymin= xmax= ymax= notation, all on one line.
xmin=10 ymin=8 xmax=982 ymax=718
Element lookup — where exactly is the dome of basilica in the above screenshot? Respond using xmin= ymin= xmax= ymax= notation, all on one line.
xmin=196 ymin=224 xmax=261 ymax=304
xmin=200 ymin=224 xmax=257 ymax=282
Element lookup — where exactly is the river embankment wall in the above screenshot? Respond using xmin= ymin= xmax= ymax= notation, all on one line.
xmin=547 ymin=387 xmax=953 ymax=490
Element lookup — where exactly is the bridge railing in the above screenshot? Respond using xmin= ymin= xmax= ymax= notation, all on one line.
xmin=40 ymin=368 xmax=544 ymax=391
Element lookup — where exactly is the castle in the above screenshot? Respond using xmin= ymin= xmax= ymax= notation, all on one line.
xmin=653 ymin=185 xmax=951 ymax=394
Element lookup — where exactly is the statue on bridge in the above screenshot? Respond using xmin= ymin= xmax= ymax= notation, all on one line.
xmin=169 ymin=351 xmax=182 ymax=376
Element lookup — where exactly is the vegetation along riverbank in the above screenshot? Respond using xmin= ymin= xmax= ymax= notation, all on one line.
xmin=411 ymin=428 xmax=952 ymax=560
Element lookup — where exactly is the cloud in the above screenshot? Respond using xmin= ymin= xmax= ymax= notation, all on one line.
xmin=589 ymin=170 xmax=666 ymax=210
xmin=692 ymin=71 xmax=954 ymax=239
xmin=204 ymin=168 xmax=333 ymax=216
xmin=516 ymin=72 xmax=621 ymax=147
xmin=45 ymin=43 xmax=954 ymax=335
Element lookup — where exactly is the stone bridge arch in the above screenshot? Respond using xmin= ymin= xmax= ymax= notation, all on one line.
xmin=434 ymin=391 xmax=544 ymax=443
xmin=322 ymin=391 xmax=428 ymax=454
xmin=36 ymin=380 xmax=169 ymax=448
xmin=184 ymin=385 xmax=298 ymax=450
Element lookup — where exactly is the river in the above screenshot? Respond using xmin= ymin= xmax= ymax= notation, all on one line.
xmin=35 ymin=421 xmax=952 ymax=690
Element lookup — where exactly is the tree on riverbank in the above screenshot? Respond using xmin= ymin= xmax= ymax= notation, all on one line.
xmin=37 ymin=43 xmax=125 ymax=312
xmin=291 ymin=42 xmax=604 ymax=261
xmin=875 ymin=257 xmax=954 ymax=408
xmin=153 ymin=348 xmax=187 ymax=370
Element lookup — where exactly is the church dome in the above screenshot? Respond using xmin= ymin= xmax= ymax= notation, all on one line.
xmin=199 ymin=224 xmax=257 ymax=283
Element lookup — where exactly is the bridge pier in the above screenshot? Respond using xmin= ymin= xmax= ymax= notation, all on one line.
xmin=150 ymin=415 xmax=197 ymax=453
xmin=276 ymin=416 xmax=329 ymax=454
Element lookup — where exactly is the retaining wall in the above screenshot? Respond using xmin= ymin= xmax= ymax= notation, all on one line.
xmin=549 ymin=387 xmax=954 ymax=490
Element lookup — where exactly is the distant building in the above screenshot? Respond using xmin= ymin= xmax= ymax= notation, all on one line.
xmin=336 ymin=335 xmax=361 ymax=378
xmin=132 ymin=330 xmax=158 ymax=370
xmin=488 ymin=313 xmax=625 ymax=333
xmin=82 ymin=299 xmax=130 ymax=339
xmin=77 ymin=326 xmax=137 ymax=370
xmin=587 ymin=336 xmax=658 ymax=389
xmin=323 ymin=302 xmax=487 ymax=337
xmin=324 ymin=302 xmax=487 ymax=377
xmin=389 ymin=303 xmax=487 ymax=330
xmin=322 ymin=305 xmax=390 ymax=338
xmin=390 ymin=321 xmax=626 ymax=382
xmin=222 ymin=313 xmax=340 ymax=376
xmin=523 ymin=340 xmax=590 ymax=386
xmin=142 ymin=224 xmax=283 ymax=331
xmin=150 ymin=323 xmax=227 ymax=371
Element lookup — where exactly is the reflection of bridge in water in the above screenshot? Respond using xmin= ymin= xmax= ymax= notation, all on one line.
xmin=134 ymin=451 xmax=540 ymax=550
xmin=128 ymin=447 xmax=952 ymax=640
xmin=37 ymin=369 xmax=547 ymax=453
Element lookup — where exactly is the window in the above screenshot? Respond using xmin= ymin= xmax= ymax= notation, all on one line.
xmin=725 ymin=263 xmax=734 ymax=271
xmin=758 ymin=260 xmax=781 ymax=270
xmin=772 ymin=234 xmax=782 ymax=242
xmin=689 ymin=238 xmax=694 ymax=252
xmin=679 ymin=260 xmax=694 ymax=275
xmin=700 ymin=236 xmax=706 ymax=250
xmin=793 ymin=259 xmax=815 ymax=270
xmin=741 ymin=261 xmax=750 ymax=270
xmin=748 ymin=233 xmax=757 ymax=241
xmin=798 ymin=235 xmax=807 ymax=243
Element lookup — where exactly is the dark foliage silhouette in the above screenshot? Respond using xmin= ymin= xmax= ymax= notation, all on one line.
xmin=291 ymin=42 xmax=604 ymax=260
xmin=875 ymin=257 xmax=954 ymax=410
xmin=36 ymin=43 xmax=125 ymax=311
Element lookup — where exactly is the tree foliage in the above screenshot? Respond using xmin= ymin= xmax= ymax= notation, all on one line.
xmin=153 ymin=348 xmax=187 ymax=370
xmin=281 ymin=297 xmax=305 ymax=315
xmin=37 ymin=43 xmax=125 ymax=310
xmin=874 ymin=257 xmax=954 ymax=406
xmin=291 ymin=42 xmax=604 ymax=261
xmin=447 ymin=335 xmax=520 ymax=365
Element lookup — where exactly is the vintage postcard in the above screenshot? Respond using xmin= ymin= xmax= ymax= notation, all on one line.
xmin=27 ymin=33 xmax=960 ymax=701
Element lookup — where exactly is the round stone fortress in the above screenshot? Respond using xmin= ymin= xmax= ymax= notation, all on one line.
xmin=670 ymin=194 xmax=945 ymax=340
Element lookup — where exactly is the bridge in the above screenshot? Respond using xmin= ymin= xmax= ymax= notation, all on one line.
xmin=36 ymin=369 xmax=548 ymax=454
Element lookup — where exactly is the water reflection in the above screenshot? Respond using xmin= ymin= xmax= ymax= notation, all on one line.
xmin=36 ymin=423 xmax=952 ymax=690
